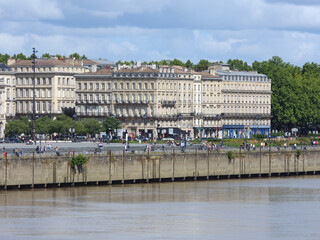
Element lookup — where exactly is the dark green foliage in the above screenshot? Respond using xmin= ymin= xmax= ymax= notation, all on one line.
xmin=195 ymin=59 xmax=211 ymax=71
xmin=227 ymin=151 xmax=234 ymax=161
xmin=70 ymin=154 xmax=88 ymax=168
xmin=185 ymin=59 xmax=193 ymax=69
xmin=5 ymin=117 xmax=31 ymax=136
xmin=296 ymin=149 xmax=301 ymax=159
xmin=102 ymin=116 xmax=121 ymax=133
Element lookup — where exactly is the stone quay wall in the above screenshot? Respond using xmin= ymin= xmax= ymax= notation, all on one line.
xmin=1 ymin=149 xmax=320 ymax=189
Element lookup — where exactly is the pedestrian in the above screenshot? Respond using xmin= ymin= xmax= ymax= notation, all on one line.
xmin=19 ymin=148 xmax=23 ymax=156
xmin=55 ymin=146 xmax=60 ymax=156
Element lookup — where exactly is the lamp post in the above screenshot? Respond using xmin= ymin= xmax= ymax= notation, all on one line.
xmin=0 ymin=121 xmax=3 ymax=139
xmin=31 ymin=48 xmax=37 ymax=142
xmin=178 ymin=114 xmax=183 ymax=140
xmin=143 ymin=114 xmax=147 ymax=139
xmin=73 ymin=114 xmax=77 ymax=142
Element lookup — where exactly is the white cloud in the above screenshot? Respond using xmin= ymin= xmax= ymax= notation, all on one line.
xmin=0 ymin=0 xmax=63 ymax=20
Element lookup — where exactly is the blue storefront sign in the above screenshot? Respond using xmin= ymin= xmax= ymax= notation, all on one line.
xmin=222 ymin=125 xmax=271 ymax=139
xmin=222 ymin=125 xmax=246 ymax=139
xmin=250 ymin=125 xmax=270 ymax=137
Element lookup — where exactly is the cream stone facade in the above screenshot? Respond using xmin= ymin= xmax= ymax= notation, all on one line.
xmin=209 ymin=63 xmax=272 ymax=138
xmin=4 ymin=58 xmax=271 ymax=140
xmin=75 ymin=65 xmax=224 ymax=139
xmin=8 ymin=58 xmax=85 ymax=119
xmin=0 ymin=64 xmax=16 ymax=137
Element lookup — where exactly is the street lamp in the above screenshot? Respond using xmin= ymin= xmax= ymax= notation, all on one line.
xmin=0 ymin=121 xmax=3 ymax=138
xmin=31 ymin=48 xmax=38 ymax=143
xmin=73 ymin=113 xmax=77 ymax=142
xmin=143 ymin=114 xmax=147 ymax=139
xmin=178 ymin=114 xmax=183 ymax=139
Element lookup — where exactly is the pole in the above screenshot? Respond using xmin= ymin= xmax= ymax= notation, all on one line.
xmin=259 ymin=146 xmax=262 ymax=177
xmin=239 ymin=145 xmax=242 ymax=178
xmin=4 ymin=153 xmax=7 ymax=190
xmin=32 ymin=48 xmax=37 ymax=143
xmin=108 ymin=150 xmax=112 ymax=185
xmin=32 ymin=152 xmax=35 ymax=189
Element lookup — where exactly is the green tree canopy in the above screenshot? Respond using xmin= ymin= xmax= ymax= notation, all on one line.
xmin=5 ymin=117 xmax=31 ymax=136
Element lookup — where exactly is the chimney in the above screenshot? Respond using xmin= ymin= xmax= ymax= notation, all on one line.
xmin=106 ymin=64 xmax=110 ymax=69
xmin=7 ymin=58 xmax=16 ymax=65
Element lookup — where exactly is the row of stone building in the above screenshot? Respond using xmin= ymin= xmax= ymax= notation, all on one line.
xmin=0 ymin=58 xmax=271 ymax=139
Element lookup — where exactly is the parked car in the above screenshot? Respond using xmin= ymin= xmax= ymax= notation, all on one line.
xmin=76 ymin=135 xmax=88 ymax=141
xmin=10 ymin=138 xmax=21 ymax=143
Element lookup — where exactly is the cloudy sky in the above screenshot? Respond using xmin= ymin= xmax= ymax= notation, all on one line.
xmin=0 ymin=0 xmax=319 ymax=65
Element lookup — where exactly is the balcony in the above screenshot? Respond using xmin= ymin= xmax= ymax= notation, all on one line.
xmin=222 ymin=113 xmax=271 ymax=119
xmin=161 ymin=100 xmax=176 ymax=107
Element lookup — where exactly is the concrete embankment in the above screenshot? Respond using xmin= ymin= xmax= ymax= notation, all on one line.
xmin=1 ymin=149 xmax=320 ymax=190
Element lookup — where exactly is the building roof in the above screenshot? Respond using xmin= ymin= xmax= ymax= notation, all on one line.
xmin=216 ymin=70 xmax=266 ymax=77
xmin=76 ymin=68 xmax=113 ymax=76
xmin=91 ymin=59 xmax=115 ymax=66
xmin=9 ymin=59 xmax=73 ymax=67
xmin=82 ymin=59 xmax=99 ymax=65
xmin=0 ymin=63 xmax=12 ymax=72
xmin=198 ymin=72 xmax=220 ymax=79
xmin=116 ymin=67 xmax=157 ymax=73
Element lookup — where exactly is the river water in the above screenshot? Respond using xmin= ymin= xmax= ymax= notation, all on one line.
xmin=1 ymin=176 xmax=320 ymax=240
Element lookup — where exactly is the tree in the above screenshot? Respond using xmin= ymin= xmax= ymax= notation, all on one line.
xmin=159 ymin=60 xmax=169 ymax=65
xmin=170 ymin=58 xmax=185 ymax=67
xmin=185 ymin=59 xmax=193 ymax=69
xmin=35 ymin=116 xmax=53 ymax=134
xmin=227 ymin=59 xmax=253 ymax=71
xmin=5 ymin=117 xmax=31 ymax=136
xmin=12 ymin=53 xmax=27 ymax=60
xmin=0 ymin=53 xmax=10 ymax=64
xmin=69 ymin=53 xmax=80 ymax=59
xmin=102 ymin=116 xmax=120 ymax=134
xmin=81 ymin=54 xmax=87 ymax=59
xmin=195 ymin=59 xmax=210 ymax=71
xmin=51 ymin=115 xmax=74 ymax=135
xmin=41 ymin=53 xmax=51 ymax=59
xmin=81 ymin=119 xmax=102 ymax=135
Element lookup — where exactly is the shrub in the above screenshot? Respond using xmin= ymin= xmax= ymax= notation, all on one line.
xmin=227 ymin=151 xmax=234 ymax=162
xmin=70 ymin=154 xmax=88 ymax=173
xmin=296 ymin=150 xmax=301 ymax=159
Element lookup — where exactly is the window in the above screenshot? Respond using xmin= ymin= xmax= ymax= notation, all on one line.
xmin=145 ymin=83 xmax=148 ymax=89
xmin=78 ymin=83 xmax=81 ymax=89
xmin=42 ymin=102 xmax=46 ymax=112
xmin=42 ymin=89 xmax=45 ymax=98
xmin=84 ymin=83 xmax=87 ymax=90
xmin=48 ymin=89 xmax=51 ymax=98
xmin=96 ymin=83 xmax=99 ymax=90
xmin=49 ymin=78 xmax=52 ymax=85
xmin=48 ymin=102 xmax=52 ymax=112
xmin=89 ymin=83 xmax=93 ymax=90
xmin=102 ymin=83 xmax=105 ymax=90
xmin=6 ymin=89 xmax=10 ymax=99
